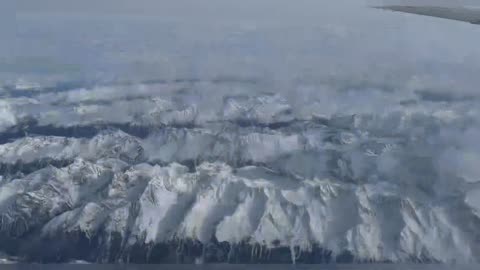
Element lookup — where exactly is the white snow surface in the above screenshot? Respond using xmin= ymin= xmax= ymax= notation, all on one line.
xmin=1 ymin=122 xmax=479 ymax=263
xmin=1 ymin=0 xmax=480 ymax=264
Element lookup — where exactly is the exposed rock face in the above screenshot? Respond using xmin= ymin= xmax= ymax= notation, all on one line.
xmin=4 ymin=0 xmax=480 ymax=264
xmin=1 ymin=78 xmax=480 ymax=264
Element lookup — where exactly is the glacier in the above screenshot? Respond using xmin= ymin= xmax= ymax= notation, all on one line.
xmin=1 ymin=0 xmax=480 ymax=264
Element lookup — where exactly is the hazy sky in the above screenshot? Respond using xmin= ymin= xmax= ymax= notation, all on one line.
xmin=3 ymin=0 xmax=480 ymax=89
xmin=13 ymin=0 xmax=480 ymax=14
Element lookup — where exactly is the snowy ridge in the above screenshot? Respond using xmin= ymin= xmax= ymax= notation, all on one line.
xmin=0 ymin=79 xmax=479 ymax=263
xmin=3 ymin=0 xmax=480 ymax=264
xmin=0 ymin=157 xmax=478 ymax=263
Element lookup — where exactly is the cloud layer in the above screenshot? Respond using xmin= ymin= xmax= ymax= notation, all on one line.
xmin=1 ymin=0 xmax=479 ymax=263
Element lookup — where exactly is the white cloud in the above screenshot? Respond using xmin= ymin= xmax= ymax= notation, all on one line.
xmin=1 ymin=0 xmax=479 ymax=263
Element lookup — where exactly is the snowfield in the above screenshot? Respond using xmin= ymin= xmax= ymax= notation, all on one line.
xmin=0 ymin=0 xmax=479 ymax=264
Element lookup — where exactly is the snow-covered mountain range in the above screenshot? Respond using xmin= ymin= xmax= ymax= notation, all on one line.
xmin=2 ymin=0 xmax=480 ymax=264
xmin=0 ymin=77 xmax=479 ymax=263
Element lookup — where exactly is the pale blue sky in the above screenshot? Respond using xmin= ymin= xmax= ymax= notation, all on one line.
xmin=3 ymin=0 xmax=480 ymax=90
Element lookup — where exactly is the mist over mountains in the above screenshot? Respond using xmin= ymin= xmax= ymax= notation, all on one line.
xmin=1 ymin=0 xmax=479 ymax=264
